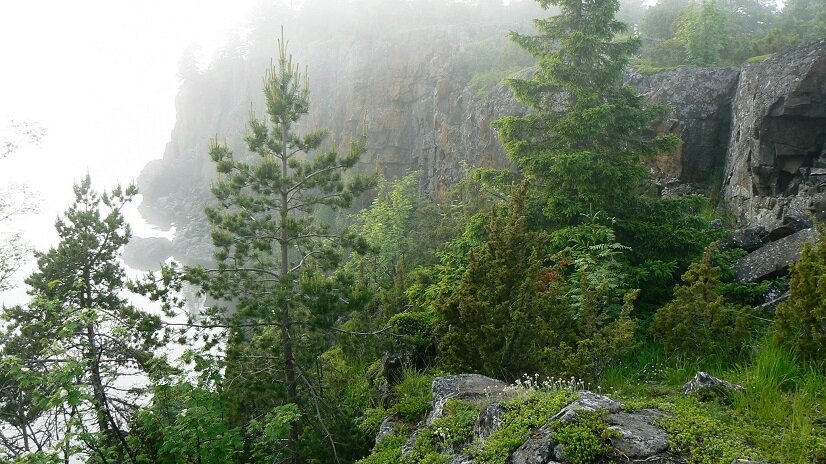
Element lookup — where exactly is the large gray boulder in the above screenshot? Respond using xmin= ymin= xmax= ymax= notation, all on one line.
xmin=606 ymin=409 xmax=671 ymax=460
xmin=732 ymin=227 xmax=819 ymax=282
xmin=550 ymin=391 xmax=624 ymax=423
xmin=427 ymin=374 xmax=507 ymax=425
xmin=721 ymin=40 xmax=826 ymax=229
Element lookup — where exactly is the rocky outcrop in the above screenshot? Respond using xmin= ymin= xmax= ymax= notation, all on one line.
xmin=387 ymin=375 xmax=678 ymax=464
xmin=683 ymin=372 xmax=745 ymax=404
xmin=721 ymin=40 xmax=826 ymax=229
xmin=427 ymin=374 xmax=508 ymax=426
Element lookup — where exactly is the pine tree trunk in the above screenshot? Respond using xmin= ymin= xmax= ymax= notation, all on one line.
xmin=281 ymin=120 xmax=299 ymax=464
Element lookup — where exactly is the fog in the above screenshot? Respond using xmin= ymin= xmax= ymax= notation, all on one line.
xmin=0 ymin=0 xmax=655 ymax=307
xmin=0 ymin=1 xmax=258 ymax=305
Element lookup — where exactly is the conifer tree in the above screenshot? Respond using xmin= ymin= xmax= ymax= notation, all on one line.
xmin=186 ymin=34 xmax=373 ymax=463
xmin=495 ymin=0 xmax=678 ymax=225
xmin=0 ymin=176 xmax=168 ymax=463
xmin=774 ymin=231 xmax=826 ymax=361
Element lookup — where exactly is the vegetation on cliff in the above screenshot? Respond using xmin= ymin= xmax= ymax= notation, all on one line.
xmin=0 ymin=0 xmax=824 ymax=463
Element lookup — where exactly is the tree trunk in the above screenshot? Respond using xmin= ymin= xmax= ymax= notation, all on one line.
xmin=281 ymin=119 xmax=299 ymax=464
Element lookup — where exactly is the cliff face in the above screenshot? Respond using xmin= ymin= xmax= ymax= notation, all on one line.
xmin=130 ymin=27 xmax=826 ymax=269
xmin=721 ymin=40 xmax=826 ymax=229
xmin=135 ymin=24 xmax=532 ymax=266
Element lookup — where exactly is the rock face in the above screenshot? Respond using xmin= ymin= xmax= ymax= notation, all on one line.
xmin=626 ymin=66 xmax=740 ymax=186
xmin=721 ymin=40 xmax=826 ymax=229
xmin=386 ymin=375 xmax=677 ymax=464
xmin=130 ymin=23 xmax=825 ymax=267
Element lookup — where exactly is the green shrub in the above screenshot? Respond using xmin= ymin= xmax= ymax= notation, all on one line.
xmin=355 ymin=434 xmax=406 ymax=464
xmin=553 ymin=410 xmax=618 ymax=464
xmin=651 ymin=252 xmax=755 ymax=358
xmin=475 ymin=390 xmax=576 ymax=464
xmin=431 ymin=400 xmax=479 ymax=447
xmin=773 ymin=232 xmax=826 ymax=361
xmin=392 ymin=369 xmax=434 ymax=421
xmin=658 ymin=398 xmax=756 ymax=463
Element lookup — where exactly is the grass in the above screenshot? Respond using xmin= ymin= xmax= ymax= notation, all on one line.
xmin=603 ymin=337 xmax=826 ymax=463
xmin=746 ymin=54 xmax=773 ymax=63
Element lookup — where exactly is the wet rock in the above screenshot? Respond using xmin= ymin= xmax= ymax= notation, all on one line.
xmin=626 ymin=66 xmax=740 ymax=185
xmin=732 ymin=228 xmax=820 ymax=282
xmin=767 ymin=214 xmax=813 ymax=241
xmin=474 ymin=403 xmax=506 ymax=442
xmin=723 ymin=225 xmax=769 ymax=251
xmin=683 ymin=372 xmax=744 ymax=403
xmin=510 ymin=424 xmax=559 ymax=464
xmin=375 ymin=413 xmax=402 ymax=445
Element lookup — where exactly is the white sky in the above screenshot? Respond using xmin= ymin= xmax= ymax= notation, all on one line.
xmin=0 ymin=0 xmax=259 ymax=305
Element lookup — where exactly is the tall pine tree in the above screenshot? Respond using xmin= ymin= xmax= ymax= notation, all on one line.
xmin=186 ymin=34 xmax=373 ymax=463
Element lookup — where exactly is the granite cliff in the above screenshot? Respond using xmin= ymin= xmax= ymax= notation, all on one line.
xmin=129 ymin=27 xmax=826 ymax=269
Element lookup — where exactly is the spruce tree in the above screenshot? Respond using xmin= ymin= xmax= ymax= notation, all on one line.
xmin=495 ymin=0 xmax=678 ymax=225
xmin=187 ymin=35 xmax=372 ymax=463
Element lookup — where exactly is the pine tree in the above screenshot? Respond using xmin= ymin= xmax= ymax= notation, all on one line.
xmin=0 ymin=176 xmax=168 ymax=463
xmin=186 ymin=34 xmax=373 ymax=463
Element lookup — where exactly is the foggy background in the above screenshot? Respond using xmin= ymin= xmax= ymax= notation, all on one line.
xmin=0 ymin=0 xmax=258 ymax=305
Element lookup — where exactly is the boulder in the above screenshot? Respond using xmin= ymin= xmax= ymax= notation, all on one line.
xmin=474 ymin=403 xmax=506 ymax=442
xmin=732 ymin=228 xmax=819 ymax=282
xmin=550 ymin=391 xmax=623 ymax=423
xmin=427 ymin=374 xmax=507 ymax=425
xmin=375 ymin=413 xmax=402 ymax=445
xmin=723 ymin=225 xmax=769 ymax=251
xmin=510 ymin=424 xmax=560 ymax=464
xmin=683 ymin=372 xmax=744 ymax=403
xmin=767 ymin=214 xmax=813 ymax=241
xmin=605 ymin=409 xmax=671 ymax=460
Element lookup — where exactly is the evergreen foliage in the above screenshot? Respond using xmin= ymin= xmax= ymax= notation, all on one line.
xmin=773 ymin=231 xmax=826 ymax=361
xmin=496 ymin=0 xmax=679 ymax=226
xmin=0 ymin=177 xmax=168 ymax=463
xmin=651 ymin=251 xmax=755 ymax=358
xmin=182 ymin=34 xmax=373 ymax=463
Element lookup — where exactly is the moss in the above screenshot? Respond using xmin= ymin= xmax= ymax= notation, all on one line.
xmin=401 ymin=399 xmax=480 ymax=464
xmin=474 ymin=390 xmax=576 ymax=464
xmin=553 ymin=410 xmax=619 ymax=464
xmin=657 ymin=398 xmax=756 ymax=464
xmin=746 ymin=54 xmax=773 ymax=63
xmin=355 ymin=434 xmax=406 ymax=464
xmin=431 ymin=400 xmax=479 ymax=447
